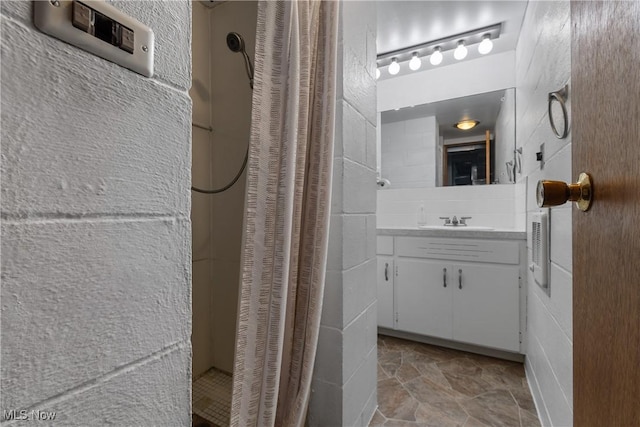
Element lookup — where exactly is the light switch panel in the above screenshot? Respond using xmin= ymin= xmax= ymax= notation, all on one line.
xmin=34 ymin=0 xmax=154 ymax=77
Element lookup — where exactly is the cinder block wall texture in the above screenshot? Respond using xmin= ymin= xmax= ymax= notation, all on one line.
xmin=1 ymin=2 xmax=192 ymax=425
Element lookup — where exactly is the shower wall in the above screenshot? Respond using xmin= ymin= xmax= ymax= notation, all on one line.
xmin=191 ymin=0 xmax=258 ymax=377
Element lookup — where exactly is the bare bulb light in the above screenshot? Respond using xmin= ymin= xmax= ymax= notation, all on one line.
xmin=376 ymin=68 xmax=381 ymax=79
xmin=388 ymin=58 xmax=400 ymax=75
xmin=429 ymin=47 xmax=443 ymax=66
xmin=478 ymin=35 xmax=493 ymax=55
xmin=454 ymin=41 xmax=468 ymax=60
xmin=409 ymin=53 xmax=422 ymax=71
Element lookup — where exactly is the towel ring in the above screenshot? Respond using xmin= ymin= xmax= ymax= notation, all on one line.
xmin=548 ymin=85 xmax=569 ymax=139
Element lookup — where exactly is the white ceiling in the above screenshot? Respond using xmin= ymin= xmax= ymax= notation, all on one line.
xmin=377 ymin=1 xmax=528 ymax=76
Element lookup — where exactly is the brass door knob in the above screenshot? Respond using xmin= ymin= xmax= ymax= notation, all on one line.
xmin=537 ymin=172 xmax=592 ymax=211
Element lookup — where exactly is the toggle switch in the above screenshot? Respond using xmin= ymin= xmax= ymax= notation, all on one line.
xmin=71 ymin=1 xmax=91 ymax=33
xmin=34 ymin=0 xmax=154 ymax=77
xmin=72 ymin=1 xmax=135 ymax=54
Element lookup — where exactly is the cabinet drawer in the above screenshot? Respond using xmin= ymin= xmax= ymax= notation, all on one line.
xmin=396 ymin=237 xmax=519 ymax=265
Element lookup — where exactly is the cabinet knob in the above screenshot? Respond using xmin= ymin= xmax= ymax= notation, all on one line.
xmin=536 ymin=172 xmax=592 ymax=211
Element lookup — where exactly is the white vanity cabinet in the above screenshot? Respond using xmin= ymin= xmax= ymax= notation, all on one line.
xmin=395 ymin=258 xmax=452 ymax=339
xmin=376 ymin=236 xmax=395 ymax=329
xmin=377 ymin=233 xmax=525 ymax=353
xmin=450 ymin=262 xmax=520 ymax=352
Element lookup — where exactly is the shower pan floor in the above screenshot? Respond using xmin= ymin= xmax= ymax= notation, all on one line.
xmin=193 ymin=368 xmax=232 ymax=427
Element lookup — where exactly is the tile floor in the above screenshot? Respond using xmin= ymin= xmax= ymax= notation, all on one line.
xmin=370 ymin=335 xmax=540 ymax=427
xmin=192 ymin=368 xmax=232 ymax=427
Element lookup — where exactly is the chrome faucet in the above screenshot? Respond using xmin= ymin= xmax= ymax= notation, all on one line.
xmin=439 ymin=216 xmax=472 ymax=226
xmin=459 ymin=216 xmax=472 ymax=226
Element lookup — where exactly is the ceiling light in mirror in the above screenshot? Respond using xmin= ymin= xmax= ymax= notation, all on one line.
xmin=454 ymin=119 xmax=480 ymax=130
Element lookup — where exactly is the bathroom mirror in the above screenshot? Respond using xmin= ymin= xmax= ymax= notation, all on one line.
xmin=380 ymin=88 xmax=516 ymax=188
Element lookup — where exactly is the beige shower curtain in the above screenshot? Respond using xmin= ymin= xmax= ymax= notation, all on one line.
xmin=230 ymin=1 xmax=339 ymax=426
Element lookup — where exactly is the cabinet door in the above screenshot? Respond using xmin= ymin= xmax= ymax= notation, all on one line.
xmin=396 ymin=259 xmax=452 ymax=339
xmin=453 ymin=263 xmax=520 ymax=352
xmin=377 ymin=257 xmax=394 ymax=329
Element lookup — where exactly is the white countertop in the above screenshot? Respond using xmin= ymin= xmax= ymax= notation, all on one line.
xmin=377 ymin=227 xmax=526 ymax=240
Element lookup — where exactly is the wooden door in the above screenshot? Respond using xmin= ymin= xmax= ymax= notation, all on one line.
xmin=452 ymin=262 xmax=520 ymax=352
xmin=572 ymin=2 xmax=640 ymax=425
xmin=395 ymin=259 xmax=452 ymax=339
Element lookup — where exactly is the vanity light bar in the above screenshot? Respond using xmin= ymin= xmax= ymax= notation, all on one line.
xmin=376 ymin=23 xmax=501 ymax=68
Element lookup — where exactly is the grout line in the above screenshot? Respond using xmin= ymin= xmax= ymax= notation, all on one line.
xmin=1 ymin=213 xmax=188 ymax=225
xmin=0 ymin=340 xmax=189 ymax=426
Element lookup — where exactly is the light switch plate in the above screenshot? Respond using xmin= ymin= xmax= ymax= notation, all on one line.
xmin=34 ymin=0 xmax=154 ymax=77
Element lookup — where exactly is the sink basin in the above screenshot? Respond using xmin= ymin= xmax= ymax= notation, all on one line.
xmin=418 ymin=225 xmax=495 ymax=231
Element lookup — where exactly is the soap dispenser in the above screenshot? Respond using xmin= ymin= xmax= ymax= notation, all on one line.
xmin=417 ymin=204 xmax=427 ymax=227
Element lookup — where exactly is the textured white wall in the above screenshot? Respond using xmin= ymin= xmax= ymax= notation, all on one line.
xmin=515 ymin=1 xmax=574 ymax=426
xmin=1 ymin=1 xmax=192 ymax=425
xmin=381 ymin=116 xmax=438 ymax=188
xmin=309 ymin=2 xmax=378 ymax=426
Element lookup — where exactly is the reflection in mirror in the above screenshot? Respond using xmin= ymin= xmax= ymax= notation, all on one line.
xmin=380 ymin=88 xmax=516 ymax=188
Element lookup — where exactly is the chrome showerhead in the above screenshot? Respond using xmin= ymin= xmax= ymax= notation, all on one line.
xmin=225 ymin=32 xmax=254 ymax=89
xmin=226 ymin=32 xmax=245 ymax=53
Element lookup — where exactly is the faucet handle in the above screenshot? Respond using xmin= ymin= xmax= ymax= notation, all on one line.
xmin=439 ymin=216 xmax=451 ymax=225
xmin=460 ymin=216 xmax=472 ymax=225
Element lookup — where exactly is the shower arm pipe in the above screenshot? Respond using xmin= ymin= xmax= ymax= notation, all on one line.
xmin=193 ymin=122 xmax=213 ymax=132
xmin=242 ymin=50 xmax=254 ymax=89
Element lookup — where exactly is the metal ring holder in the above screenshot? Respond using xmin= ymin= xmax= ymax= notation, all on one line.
xmin=548 ymin=84 xmax=569 ymax=139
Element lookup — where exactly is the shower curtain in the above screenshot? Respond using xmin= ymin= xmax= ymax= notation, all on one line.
xmin=230 ymin=1 xmax=339 ymax=426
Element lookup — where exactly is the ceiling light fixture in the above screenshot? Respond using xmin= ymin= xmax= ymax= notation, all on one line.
xmin=454 ymin=119 xmax=480 ymax=130
xmin=478 ymin=34 xmax=493 ymax=55
xmin=430 ymin=47 xmax=443 ymax=66
xmin=376 ymin=68 xmax=381 ymax=79
xmin=454 ymin=40 xmax=468 ymax=60
xmin=376 ymin=23 xmax=502 ymax=75
xmin=388 ymin=58 xmax=400 ymax=75
xmin=409 ymin=52 xmax=422 ymax=71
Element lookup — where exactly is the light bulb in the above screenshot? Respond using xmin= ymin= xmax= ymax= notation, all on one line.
xmin=409 ymin=53 xmax=422 ymax=71
xmin=376 ymin=68 xmax=381 ymax=79
xmin=429 ymin=47 xmax=443 ymax=66
xmin=388 ymin=58 xmax=400 ymax=75
xmin=454 ymin=41 xmax=467 ymax=60
xmin=478 ymin=35 xmax=493 ymax=55
xmin=455 ymin=119 xmax=479 ymax=130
